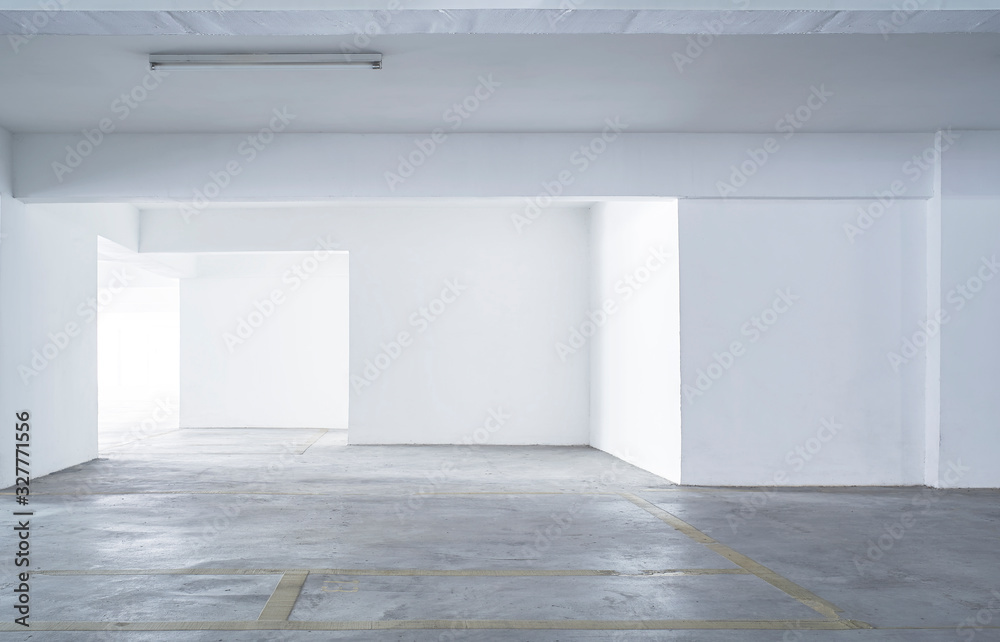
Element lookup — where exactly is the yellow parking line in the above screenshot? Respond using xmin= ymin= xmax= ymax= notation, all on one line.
xmin=258 ymin=571 xmax=309 ymax=621
xmin=620 ymin=493 xmax=845 ymax=621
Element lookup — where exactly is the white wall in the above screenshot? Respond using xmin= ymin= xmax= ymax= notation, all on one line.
xmin=938 ymin=131 xmax=1000 ymax=488
xmin=142 ymin=205 xmax=591 ymax=445
xmin=8 ymin=128 xmax=999 ymax=487
xmin=678 ymin=199 xmax=927 ymax=486
xmin=178 ymin=252 xmax=349 ymax=429
xmin=0 ymin=126 xmax=11 ymax=196
xmin=590 ymin=201 xmax=681 ymax=483
xmin=938 ymin=197 xmax=1000 ymax=488
xmin=0 ymin=202 xmax=138 ymax=486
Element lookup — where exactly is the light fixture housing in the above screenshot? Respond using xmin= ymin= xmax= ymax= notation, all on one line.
xmin=148 ymin=53 xmax=382 ymax=71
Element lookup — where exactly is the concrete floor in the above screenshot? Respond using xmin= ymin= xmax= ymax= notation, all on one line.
xmin=3 ymin=423 xmax=1000 ymax=641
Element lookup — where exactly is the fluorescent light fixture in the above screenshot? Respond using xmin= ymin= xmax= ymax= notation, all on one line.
xmin=148 ymin=53 xmax=382 ymax=71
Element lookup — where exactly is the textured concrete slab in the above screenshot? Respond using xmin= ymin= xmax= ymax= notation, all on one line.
xmin=8 ymin=574 xmax=279 ymax=622
xmin=638 ymin=488 xmax=1000 ymax=630
xmin=103 ymin=427 xmax=327 ymax=456
xmin=0 ymin=429 xmax=996 ymax=638
xmin=19 ymin=492 xmax=735 ymax=572
xmin=0 ymin=630 xmax=988 ymax=641
xmin=33 ymin=442 xmax=674 ymax=495
xmin=291 ymin=573 xmax=821 ymax=622
xmin=0 ymin=629 xmax=984 ymax=642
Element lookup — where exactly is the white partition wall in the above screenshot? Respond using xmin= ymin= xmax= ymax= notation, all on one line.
xmin=677 ymin=199 xmax=928 ymax=486
xmin=938 ymin=131 xmax=1000 ymax=488
xmin=152 ymin=206 xmax=591 ymax=444
xmin=589 ymin=201 xmax=681 ymax=483
xmin=178 ymin=252 xmax=350 ymax=429
xmin=0 ymin=203 xmax=139 ymax=486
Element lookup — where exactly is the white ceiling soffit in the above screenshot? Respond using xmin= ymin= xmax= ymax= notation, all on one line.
xmin=1 ymin=9 xmax=1000 ymax=36
xmin=97 ymin=235 xmax=195 ymax=278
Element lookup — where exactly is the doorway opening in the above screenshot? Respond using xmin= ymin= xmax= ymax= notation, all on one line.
xmin=96 ymin=239 xmax=350 ymax=456
xmin=96 ymin=244 xmax=181 ymax=453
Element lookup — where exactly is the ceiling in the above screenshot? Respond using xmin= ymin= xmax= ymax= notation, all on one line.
xmin=2 ymin=8 xmax=1000 ymax=36
xmin=0 ymin=18 xmax=997 ymax=134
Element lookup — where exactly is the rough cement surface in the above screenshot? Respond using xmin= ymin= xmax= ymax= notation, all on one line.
xmin=1 ymin=427 xmax=997 ymax=640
